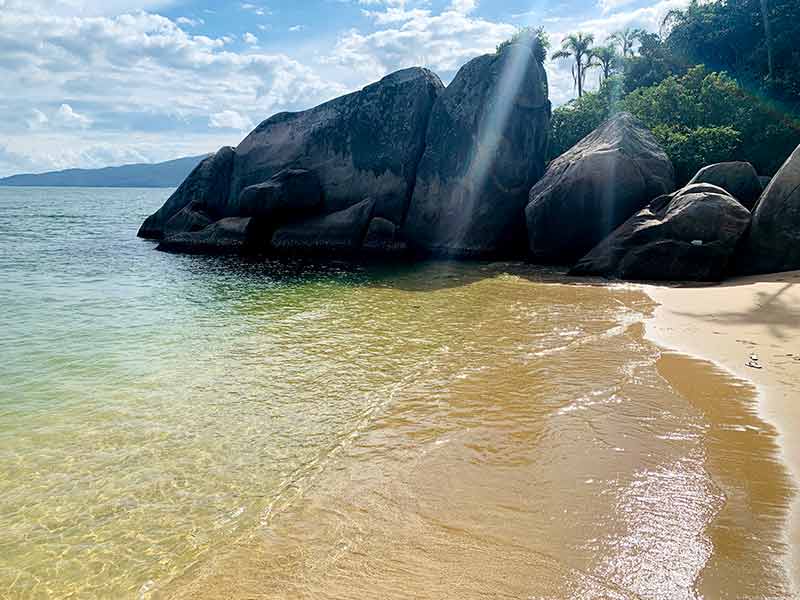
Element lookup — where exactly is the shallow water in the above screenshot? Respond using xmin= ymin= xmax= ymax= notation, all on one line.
xmin=0 ymin=188 xmax=793 ymax=599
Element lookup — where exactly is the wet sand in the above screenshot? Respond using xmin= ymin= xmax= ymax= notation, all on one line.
xmin=645 ymin=270 xmax=800 ymax=596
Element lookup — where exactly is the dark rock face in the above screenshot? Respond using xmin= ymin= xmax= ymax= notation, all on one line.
xmin=363 ymin=217 xmax=407 ymax=255
xmin=157 ymin=217 xmax=253 ymax=254
xmin=271 ymin=198 xmax=375 ymax=254
xmin=738 ymin=144 xmax=800 ymax=274
xmin=235 ymin=169 xmax=321 ymax=220
xmin=571 ymin=183 xmax=751 ymax=281
xmin=403 ymin=41 xmax=551 ymax=257
xmin=232 ymin=68 xmax=443 ymax=224
xmin=759 ymin=175 xmax=772 ymax=190
xmin=139 ymin=68 xmax=442 ymax=251
xmin=525 ymin=112 xmax=675 ymax=264
xmin=138 ymin=147 xmax=235 ymax=239
xmin=163 ymin=201 xmax=212 ymax=238
xmin=688 ymin=161 xmax=762 ymax=210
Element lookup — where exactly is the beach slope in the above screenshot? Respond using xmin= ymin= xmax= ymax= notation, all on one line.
xmin=645 ymin=271 xmax=800 ymax=592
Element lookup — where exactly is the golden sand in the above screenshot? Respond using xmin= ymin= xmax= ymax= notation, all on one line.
xmin=645 ymin=270 xmax=800 ymax=596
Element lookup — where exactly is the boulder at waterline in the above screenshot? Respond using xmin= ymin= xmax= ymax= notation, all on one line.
xmin=688 ymin=161 xmax=762 ymax=210
xmin=403 ymin=39 xmax=551 ymax=258
xmin=138 ymin=68 xmax=442 ymax=242
xmin=139 ymin=147 xmax=235 ymax=239
xmin=738 ymin=144 xmax=800 ymax=274
xmin=157 ymin=217 xmax=253 ymax=254
xmin=571 ymin=183 xmax=751 ymax=281
xmin=162 ymin=201 xmax=213 ymax=238
xmin=363 ymin=217 xmax=408 ymax=255
xmin=525 ymin=112 xmax=675 ymax=264
xmin=271 ymin=198 xmax=375 ymax=254
xmin=235 ymin=169 xmax=322 ymax=220
xmin=232 ymin=68 xmax=443 ymax=224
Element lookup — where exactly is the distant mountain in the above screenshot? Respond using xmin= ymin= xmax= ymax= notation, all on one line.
xmin=0 ymin=155 xmax=209 ymax=188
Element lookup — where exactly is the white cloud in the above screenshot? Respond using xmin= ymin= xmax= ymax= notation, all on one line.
xmin=243 ymin=32 xmax=258 ymax=45
xmin=597 ymin=0 xmax=638 ymax=14
xmin=240 ymin=3 xmax=268 ymax=17
xmin=209 ymin=110 xmax=254 ymax=131
xmin=326 ymin=1 xmax=515 ymax=83
xmin=0 ymin=5 xmax=347 ymax=175
xmin=176 ymin=16 xmax=203 ymax=27
xmin=56 ymin=104 xmax=92 ymax=128
xmin=2 ymin=0 xmax=178 ymax=16
xmin=579 ymin=0 xmax=692 ymax=40
xmin=27 ymin=109 xmax=49 ymax=130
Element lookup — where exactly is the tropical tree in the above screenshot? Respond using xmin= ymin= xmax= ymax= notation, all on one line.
xmin=609 ymin=28 xmax=644 ymax=58
xmin=552 ymin=33 xmax=595 ymax=98
xmin=590 ymin=45 xmax=620 ymax=84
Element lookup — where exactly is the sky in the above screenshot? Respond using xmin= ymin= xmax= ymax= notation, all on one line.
xmin=0 ymin=0 xmax=691 ymax=177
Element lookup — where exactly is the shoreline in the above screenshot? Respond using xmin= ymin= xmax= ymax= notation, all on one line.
xmin=642 ymin=270 xmax=800 ymax=595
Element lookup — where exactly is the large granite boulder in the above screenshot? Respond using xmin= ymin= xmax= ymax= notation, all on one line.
xmin=525 ymin=112 xmax=675 ymax=264
xmin=157 ymin=217 xmax=253 ymax=254
xmin=235 ymin=169 xmax=321 ymax=219
xmin=138 ymin=68 xmax=442 ymax=242
xmin=403 ymin=39 xmax=551 ymax=257
xmin=271 ymin=198 xmax=375 ymax=254
xmin=571 ymin=183 xmax=751 ymax=281
xmin=138 ymin=147 xmax=235 ymax=239
xmin=231 ymin=68 xmax=443 ymax=224
xmin=738 ymin=144 xmax=800 ymax=274
xmin=688 ymin=161 xmax=762 ymax=210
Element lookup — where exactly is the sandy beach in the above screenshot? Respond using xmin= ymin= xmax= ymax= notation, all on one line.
xmin=645 ymin=270 xmax=800 ymax=594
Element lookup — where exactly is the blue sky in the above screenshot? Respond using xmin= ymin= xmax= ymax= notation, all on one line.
xmin=0 ymin=0 xmax=690 ymax=176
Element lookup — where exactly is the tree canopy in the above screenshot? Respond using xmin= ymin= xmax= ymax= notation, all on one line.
xmin=536 ymin=0 xmax=800 ymax=182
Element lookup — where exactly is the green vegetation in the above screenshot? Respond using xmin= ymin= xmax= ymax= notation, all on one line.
xmin=551 ymin=33 xmax=596 ymax=98
xmin=535 ymin=0 xmax=800 ymax=182
xmin=497 ymin=26 xmax=550 ymax=63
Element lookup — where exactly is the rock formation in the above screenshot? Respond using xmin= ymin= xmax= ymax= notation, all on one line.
xmin=525 ymin=112 xmax=675 ymax=264
xmin=271 ymin=198 xmax=375 ymax=254
xmin=139 ymin=67 xmax=444 ymax=243
xmin=140 ymin=40 xmax=555 ymax=259
xmin=571 ymin=183 xmax=751 ymax=281
xmin=139 ymin=147 xmax=234 ymax=239
xmin=402 ymin=40 xmax=551 ymax=257
xmin=688 ymin=161 xmax=763 ymax=210
xmin=157 ymin=217 xmax=253 ymax=254
xmin=229 ymin=68 xmax=443 ymax=226
xmin=738 ymin=144 xmax=800 ymax=274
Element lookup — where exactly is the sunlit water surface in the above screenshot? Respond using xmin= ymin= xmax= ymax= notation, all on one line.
xmin=0 ymin=188 xmax=793 ymax=599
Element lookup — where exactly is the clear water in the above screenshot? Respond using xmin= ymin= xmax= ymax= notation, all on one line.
xmin=0 ymin=188 xmax=792 ymax=599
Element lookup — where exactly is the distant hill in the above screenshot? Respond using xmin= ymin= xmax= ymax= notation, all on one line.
xmin=0 ymin=155 xmax=209 ymax=188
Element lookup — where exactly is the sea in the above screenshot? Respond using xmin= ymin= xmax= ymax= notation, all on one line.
xmin=0 ymin=187 xmax=793 ymax=599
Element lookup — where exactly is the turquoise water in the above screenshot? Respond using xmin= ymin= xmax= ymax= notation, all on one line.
xmin=1 ymin=188 xmax=403 ymax=596
xmin=0 ymin=188 xmax=792 ymax=599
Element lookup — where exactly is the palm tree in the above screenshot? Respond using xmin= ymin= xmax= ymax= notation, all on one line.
xmin=590 ymin=45 xmax=620 ymax=84
xmin=552 ymin=33 xmax=595 ymax=98
xmin=609 ymin=28 xmax=644 ymax=58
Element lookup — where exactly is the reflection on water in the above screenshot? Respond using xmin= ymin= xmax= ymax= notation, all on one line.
xmin=0 ymin=188 xmax=793 ymax=599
